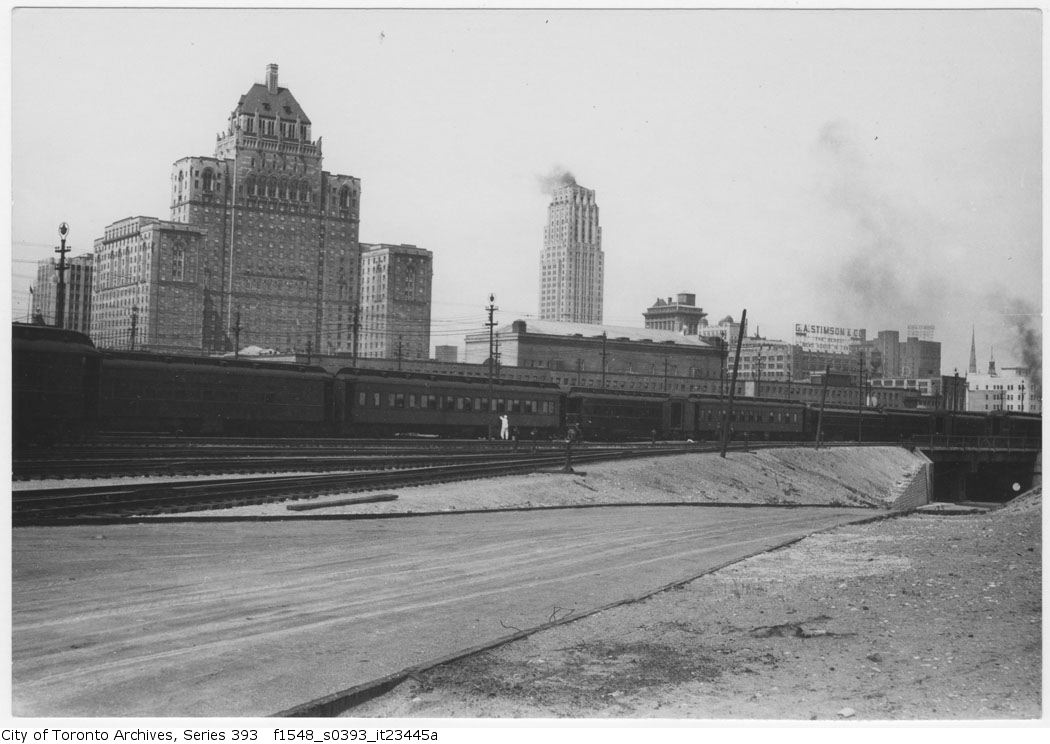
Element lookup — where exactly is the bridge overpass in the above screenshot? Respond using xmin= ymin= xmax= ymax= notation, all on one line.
xmin=910 ymin=436 xmax=1041 ymax=503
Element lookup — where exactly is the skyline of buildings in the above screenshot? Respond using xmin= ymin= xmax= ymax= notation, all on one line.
xmin=17 ymin=61 xmax=1038 ymax=408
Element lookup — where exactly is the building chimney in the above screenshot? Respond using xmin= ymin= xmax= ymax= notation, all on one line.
xmin=266 ymin=63 xmax=279 ymax=94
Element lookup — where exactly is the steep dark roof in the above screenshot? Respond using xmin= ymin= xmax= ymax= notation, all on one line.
xmin=236 ymin=83 xmax=311 ymax=125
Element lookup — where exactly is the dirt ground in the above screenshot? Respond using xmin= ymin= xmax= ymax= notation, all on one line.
xmin=352 ymin=488 xmax=1042 ymax=720
xmin=171 ymin=445 xmax=926 ymax=517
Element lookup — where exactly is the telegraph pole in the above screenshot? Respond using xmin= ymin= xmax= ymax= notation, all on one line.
xmin=720 ymin=309 xmax=747 ymax=458
xmin=233 ymin=310 xmax=242 ymax=357
xmin=396 ymin=336 xmax=403 ymax=371
xmin=130 ymin=306 xmax=139 ymax=350
xmin=54 ymin=222 xmax=70 ymax=329
xmin=857 ymin=348 xmax=865 ymax=442
xmin=306 ymin=338 xmax=312 ymax=365
xmin=485 ymin=293 xmax=498 ymax=440
xmin=816 ymin=364 xmax=830 ymax=449
xmin=351 ymin=306 xmax=360 ymax=364
xmin=601 ymin=332 xmax=608 ymax=390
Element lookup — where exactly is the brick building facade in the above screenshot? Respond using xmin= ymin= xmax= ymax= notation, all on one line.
xmin=92 ymin=64 xmax=361 ymax=354
xmin=33 ymin=254 xmax=93 ymax=334
xmin=358 ymin=243 xmax=433 ymax=360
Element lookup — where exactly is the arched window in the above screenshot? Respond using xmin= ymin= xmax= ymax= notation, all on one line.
xmin=202 ymin=168 xmax=214 ymax=192
xmin=339 ymin=186 xmax=351 ymax=209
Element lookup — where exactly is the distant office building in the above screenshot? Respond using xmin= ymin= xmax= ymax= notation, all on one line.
xmin=33 ymin=254 xmax=93 ymax=334
xmin=643 ymin=293 xmax=707 ymax=335
xmin=93 ymin=64 xmax=362 ymax=353
xmin=697 ymin=315 xmax=743 ymax=348
xmin=538 ymin=183 xmax=603 ymax=324
xmin=737 ymin=338 xmax=794 ymax=384
xmin=907 ymin=324 xmax=936 ymax=342
xmin=900 ymin=336 xmax=941 ymax=378
xmin=434 ymin=345 xmax=458 ymax=363
xmin=358 ymin=243 xmax=433 ymax=361
xmin=967 ymin=364 xmax=1040 ymax=413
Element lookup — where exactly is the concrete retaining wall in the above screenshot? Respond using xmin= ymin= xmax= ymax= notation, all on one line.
xmin=891 ymin=451 xmax=933 ymax=511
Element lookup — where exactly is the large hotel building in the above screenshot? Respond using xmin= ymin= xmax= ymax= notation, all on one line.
xmin=91 ymin=64 xmax=371 ymax=355
xmin=538 ymin=183 xmax=603 ymax=324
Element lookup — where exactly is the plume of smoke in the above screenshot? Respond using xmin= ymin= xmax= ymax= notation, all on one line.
xmin=1002 ymin=298 xmax=1042 ymax=400
xmin=538 ymin=166 xmax=577 ymax=195
xmin=813 ymin=120 xmax=925 ymax=325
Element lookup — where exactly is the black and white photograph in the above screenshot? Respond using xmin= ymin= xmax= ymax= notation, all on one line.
xmin=5 ymin=2 xmax=1043 ymax=734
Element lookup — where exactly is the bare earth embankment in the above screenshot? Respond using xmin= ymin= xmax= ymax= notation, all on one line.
xmin=352 ymin=488 xmax=1041 ymax=720
xmin=182 ymin=445 xmax=926 ymax=517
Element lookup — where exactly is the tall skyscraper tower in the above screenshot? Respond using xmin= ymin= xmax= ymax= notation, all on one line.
xmin=538 ymin=183 xmax=603 ymax=324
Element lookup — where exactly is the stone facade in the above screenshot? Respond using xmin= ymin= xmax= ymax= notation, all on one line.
xmin=93 ymin=64 xmax=361 ymax=354
xmin=643 ymin=293 xmax=707 ymax=334
xmin=465 ymin=319 xmax=722 ymax=387
xmin=358 ymin=243 xmax=433 ymax=360
xmin=33 ymin=254 xmax=93 ymax=334
xmin=538 ymin=184 xmax=603 ymax=323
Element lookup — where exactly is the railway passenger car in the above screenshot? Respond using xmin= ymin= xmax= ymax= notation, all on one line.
xmin=99 ymin=351 xmax=334 ymax=436
xmin=12 ymin=323 xmax=101 ymax=446
xmin=565 ymin=389 xmax=668 ymax=440
xmin=688 ymin=396 xmax=806 ymax=442
xmin=335 ymin=369 xmax=563 ymax=438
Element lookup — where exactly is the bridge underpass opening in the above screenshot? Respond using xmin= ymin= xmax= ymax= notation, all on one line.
xmin=932 ymin=460 xmax=1036 ymax=504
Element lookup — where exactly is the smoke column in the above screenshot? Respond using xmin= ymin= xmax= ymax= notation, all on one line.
xmin=538 ymin=167 xmax=577 ymax=194
xmin=1002 ymin=298 xmax=1042 ymax=399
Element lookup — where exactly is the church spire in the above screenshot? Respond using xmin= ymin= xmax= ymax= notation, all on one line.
xmin=968 ymin=326 xmax=977 ymax=374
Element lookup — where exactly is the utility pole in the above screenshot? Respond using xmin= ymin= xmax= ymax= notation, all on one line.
xmin=27 ymin=286 xmax=33 ymax=324
xmin=720 ymin=309 xmax=747 ymax=458
xmin=485 ymin=293 xmax=498 ymax=440
xmin=601 ymin=332 xmax=608 ymax=390
xmin=306 ymin=338 xmax=312 ymax=365
xmin=54 ymin=222 xmax=70 ymax=329
xmin=233 ymin=310 xmax=242 ymax=357
xmin=719 ymin=337 xmax=727 ymax=402
xmin=351 ymin=305 xmax=360 ymax=364
xmin=130 ymin=306 xmax=139 ymax=350
xmin=754 ymin=344 xmax=764 ymax=398
xmin=857 ymin=348 xmax=865 ymax=442
xmin=396 ymin=335 xmax=403 ymax=371
xmin=816 ymin=364 xmax=830 ymax=449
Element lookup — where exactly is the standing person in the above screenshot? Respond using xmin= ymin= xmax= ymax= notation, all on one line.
xmin=500 ymin=414 xmax=510 ymax=440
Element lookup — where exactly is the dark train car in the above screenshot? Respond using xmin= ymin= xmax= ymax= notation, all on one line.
xmin=688 ymin=396 xmax=806 ymax=442
xmin=945 ymin=411 xmax=992 ymax=437
xmin=565 ymin=389 xmax=668 ymax=441
xmin=336 ymin=369 xmax=562 ymax=438
xmin=12 ymin=323 xmax=101 ymax=447
xmin=99 ymin=351 xmax=334 ymax=436
xmin=992 ymin=411 xmax=1042 ymax=441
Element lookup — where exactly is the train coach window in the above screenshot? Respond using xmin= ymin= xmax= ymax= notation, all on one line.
xmin=456 ymin=397 xmax=465 ymax=411
xmin=463 ymin=398 xmax=473 ymax=412
xmin=409 ymin=394 xmax=417 ymax=408
xmin=390 ymin=393 xmax=405 ymax=408
xmin=372 ymin=392 xmax=381 ymax=408
xmin=357 ymin=392 xmax=367 ymax=407
xmin=444 ymin=397 xmax=456 ymax=411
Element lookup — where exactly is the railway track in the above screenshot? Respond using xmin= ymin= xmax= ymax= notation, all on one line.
xmin=11 ymin=443 xmax=709 ymax=525
xmin=12 ymin=438 xmax=632 ymax=480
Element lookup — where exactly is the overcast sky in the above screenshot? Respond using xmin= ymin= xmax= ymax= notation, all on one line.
xmin=8 ymin=7 xmax=1042 ymax=377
